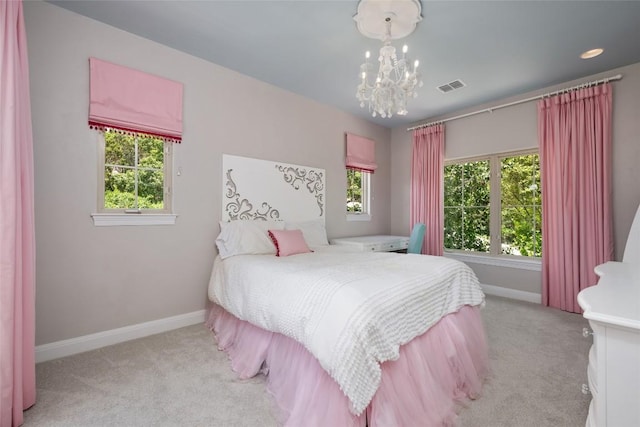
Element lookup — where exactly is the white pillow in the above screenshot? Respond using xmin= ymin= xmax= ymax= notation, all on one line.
xmin=284 ymin=218 xmax=329 ymax=247
xmin=216 ymin=220 xmax=285 ymax=259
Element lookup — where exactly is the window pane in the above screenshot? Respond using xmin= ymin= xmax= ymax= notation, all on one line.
xmin=347 ymin=169 xmax=363 ymax=213
xmin=101 ymin=130 xmax=169 ymax=212
xmin=104 ymin=165 xmax=136 ymax=194
xmin=463 ymin=161 xmax=490 ymax=207
xmin=444 ymin=164 xmax=463 ymax=207
xmin=500 ymin=154 xmax=541 ymax=257
xmin=105 ymin=131 xmax=135 ymax=167
xmin=463 ymin=207 xmax=490 ymax=252
xmin=138 ymin=136 xmax=164 ymax=168
xmin=444 ymin=160 xmax=490 ymax=252
xmin=533 ymin=157 xmax=541 ymax=207
xmin=445 ymin=152 xmax=541 ymax=256
xmin=444 ymin=207 xmax=463 ymax=250
xmin=104 ymin=166 xmax=136 ymax=209
xmin=534 ymin=205 xmax=542 ymax=257
xmin=137 ymin=168 xmax=164 ymax=209
xmin=137 ymin=136 xmax=165 ymax=210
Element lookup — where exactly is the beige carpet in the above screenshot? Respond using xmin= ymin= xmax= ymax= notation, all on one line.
xmin=23 ymin=295 xmax=591 ymax=426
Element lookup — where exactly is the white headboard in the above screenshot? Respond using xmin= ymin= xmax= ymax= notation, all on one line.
xmin=222 ymin=154 xmax=325 ymax=223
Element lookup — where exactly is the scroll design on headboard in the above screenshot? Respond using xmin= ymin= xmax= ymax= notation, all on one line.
xmin=225 ymin=169 xmax=280 ymax=220
xmin=275 ymin=165 xmax=324 ymax=216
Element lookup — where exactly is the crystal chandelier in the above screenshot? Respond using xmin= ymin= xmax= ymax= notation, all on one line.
xmin=354 ymin=0 xmax=423 ymax=118
xmin=356 ymin=19 xmax=422 ymax=118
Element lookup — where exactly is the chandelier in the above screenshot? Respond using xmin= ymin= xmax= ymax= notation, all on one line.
xmin=354 ymin=0 xmax=423 ymax=118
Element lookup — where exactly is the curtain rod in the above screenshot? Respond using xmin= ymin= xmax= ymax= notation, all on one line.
xmin=407 ymin=74 xmax=623 ymax=131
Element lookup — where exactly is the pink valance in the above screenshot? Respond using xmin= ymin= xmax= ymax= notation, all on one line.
xmin=89 ymin=57 xmax=183 ymax=143
xmin=346 ymin=133 xmax=378 ymax=173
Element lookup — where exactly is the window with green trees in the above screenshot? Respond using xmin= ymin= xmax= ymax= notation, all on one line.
xmin=347 ymin=169 xmax=370 ymax=215
xmin=444 ymin=159 xmax=491 ymax=252
xmin=500 ymin=153 xmax=541 ymax=257
xmin=101 ymin=130 xmax=171 ymax=212
xmin=444 ymin=150 xmax=541 ymax=257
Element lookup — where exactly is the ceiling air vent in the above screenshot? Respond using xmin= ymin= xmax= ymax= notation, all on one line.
xmin=437 ymin=79 xmax=466 ymax=93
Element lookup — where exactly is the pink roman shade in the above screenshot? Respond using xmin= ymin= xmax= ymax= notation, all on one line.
xmin=89 ymin=57 xmax=183 ymax=143
xmin=346 ymin=133 xmax=378 ymax=173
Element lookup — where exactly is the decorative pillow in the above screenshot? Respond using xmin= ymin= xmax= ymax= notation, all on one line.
xmin=268 ymin=229 xmax=312 ymax=257
xmin=284 ymin=218 xmax=329 ymax=247
xmin=216 ymin=220 xmax=285 ymax=259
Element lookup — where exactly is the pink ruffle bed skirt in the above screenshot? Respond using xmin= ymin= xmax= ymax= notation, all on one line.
xmin=206 ymin=304 xmax=489 ymax=427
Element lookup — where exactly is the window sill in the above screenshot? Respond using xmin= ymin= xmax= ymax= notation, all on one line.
xmin=347 ymin=213 xmax=371 ymax=222
xmin=443 ymin=251 xmax=541 ymax=271
xmin=91 ymin=213 xmax=177 ymax=227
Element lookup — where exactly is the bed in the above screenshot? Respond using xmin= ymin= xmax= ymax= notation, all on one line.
xmin=206 ymin=155 xmax=489 ymax=426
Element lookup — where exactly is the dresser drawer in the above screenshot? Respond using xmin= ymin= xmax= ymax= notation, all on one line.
xmin=378 ymin=241 xmax=407 ymax=252
xmin=588 ymin=355 xmax=598 ymax=395
xmin=331 ymin=236 xmax=409 ymax=252
xmin=362 ymin=242 xmax=406 ymax=252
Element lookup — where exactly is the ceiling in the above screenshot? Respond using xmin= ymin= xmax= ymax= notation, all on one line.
xmin=47 ymin=0 xmax=640 ymax=129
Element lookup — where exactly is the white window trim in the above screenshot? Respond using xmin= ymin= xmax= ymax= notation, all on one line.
xmin=91 ymin=213 xmax=177 ymax=227
xmin=347 ymin=170 xmax=371 ymax=221
xmin=347 ymin=213 xmax=372 ymax=222
xmin=443 ymin=251 xmax=541 ymax=271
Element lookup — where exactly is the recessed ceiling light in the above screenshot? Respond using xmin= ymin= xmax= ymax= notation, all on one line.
xmin=580 ymin=48 xmax=604 ymax=59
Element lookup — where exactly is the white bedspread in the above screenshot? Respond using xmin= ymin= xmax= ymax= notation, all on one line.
xmin=208 ymin=247 xmax=484 ymax=415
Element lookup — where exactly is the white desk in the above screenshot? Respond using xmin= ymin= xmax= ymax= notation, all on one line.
xmin=330 ymin=235 xmax=409 ymax=253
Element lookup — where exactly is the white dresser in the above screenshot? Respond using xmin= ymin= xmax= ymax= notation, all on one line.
xmin=577 ymin=204 xmax=640 ymax=427
xmin=330 ymin=235 xmax=409 ymax=252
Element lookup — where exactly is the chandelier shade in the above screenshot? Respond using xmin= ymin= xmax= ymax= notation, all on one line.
xmin=354 ymin=0 xmax=423 ymax=118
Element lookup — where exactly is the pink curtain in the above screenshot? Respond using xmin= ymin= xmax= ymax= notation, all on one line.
xmin=0 ymin=1 xmax=37 ymax=425
xmin=538 ymin=84 xmax=613 ymax=313
xmin=410 ymin=125 xmax=445 ymax=255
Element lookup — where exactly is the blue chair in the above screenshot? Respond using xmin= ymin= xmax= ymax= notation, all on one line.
xmin=407 ymin=223 xmax=426 ymax=254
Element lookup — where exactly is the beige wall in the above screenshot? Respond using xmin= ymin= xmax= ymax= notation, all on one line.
xmin=25 ymin=2 xmax=391 ymax=345
xmin=391 ymin=62 xmax=640 ymax=296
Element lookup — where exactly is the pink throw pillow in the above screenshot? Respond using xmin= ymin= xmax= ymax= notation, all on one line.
xmin=268 ymin=229 xmax=312 ymax=257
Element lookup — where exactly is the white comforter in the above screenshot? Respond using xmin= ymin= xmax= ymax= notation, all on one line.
xmin=208 ymin=247 xmax=484 ymax=415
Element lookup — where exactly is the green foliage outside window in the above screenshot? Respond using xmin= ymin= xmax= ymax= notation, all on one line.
xmin=347 ymin=169 xmax=363 ymax=213
xmin=444 ymin=160 xmax=491 ymax=252
xmin=444 ymin=153 xmax=541 ymax=257
xmin=104 ymin=131 xmax=165 ymax=210
xmin=500 ymin=154 xmax=541 ymax=257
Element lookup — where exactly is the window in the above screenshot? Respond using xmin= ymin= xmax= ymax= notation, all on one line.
xmin=99 ymin=129 xmax=172 ymax=213
xmin=347 ymin=169 xmax=370 ymax=218
xmin=444 ymin=150 xmax=541 ymax=257
xmin=500 ymin=153 xmax=541 ymax=256
xmin=444 ymin=159 xmax=491 ymax=252
xmin=88 ymin=58 xmax=181 ymax=225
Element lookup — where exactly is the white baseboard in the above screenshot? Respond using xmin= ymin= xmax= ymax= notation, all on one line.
xmin=35 ymin=309 xmax=207 ymax=363
xmin=481 ymin=283 xmax=542 ymax=304
xmin=35 ymin=286 xmax=538 ymax=363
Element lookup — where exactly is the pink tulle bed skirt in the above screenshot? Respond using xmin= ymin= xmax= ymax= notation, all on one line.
xmin=206 ymin=304 xmax=489 ymax=427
